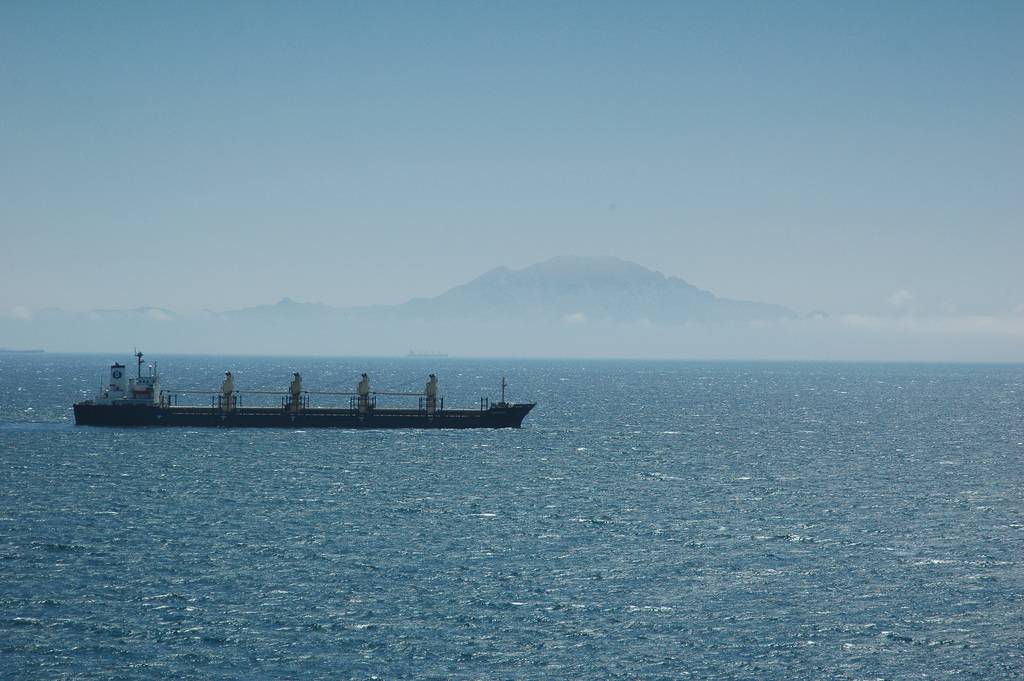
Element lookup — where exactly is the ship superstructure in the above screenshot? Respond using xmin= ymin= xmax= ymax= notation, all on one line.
xmin=94 ymin=351 xmax=161 ymax=405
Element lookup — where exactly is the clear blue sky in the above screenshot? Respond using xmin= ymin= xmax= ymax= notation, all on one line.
xmin=2 ymin=1 xmax=1021 ymax=315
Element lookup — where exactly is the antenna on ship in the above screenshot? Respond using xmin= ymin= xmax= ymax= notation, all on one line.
xmin=501 ymin=375 xmax=507 ymax=404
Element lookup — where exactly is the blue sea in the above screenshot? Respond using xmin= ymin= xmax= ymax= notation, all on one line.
xmin=2 ymin=354 xmax=1022 ymax=679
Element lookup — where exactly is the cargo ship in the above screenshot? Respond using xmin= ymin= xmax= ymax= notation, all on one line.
xmin=74 ymin=352 xmax=534 ymax=429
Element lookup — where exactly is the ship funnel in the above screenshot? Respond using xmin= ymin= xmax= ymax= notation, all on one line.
xmin=108 ymin=362 xmax=127 ymax=397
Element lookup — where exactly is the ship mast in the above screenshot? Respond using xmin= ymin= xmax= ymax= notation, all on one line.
xmin=135 ymin=350 xmax=144 ymax=379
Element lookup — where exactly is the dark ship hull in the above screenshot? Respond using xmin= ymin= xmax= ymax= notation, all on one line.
xmin=74 ymin=402 xmax=534 ymax=429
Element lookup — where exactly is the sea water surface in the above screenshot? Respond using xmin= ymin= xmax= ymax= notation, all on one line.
xmin=1 ymin=354 xmax=1022 ymax=679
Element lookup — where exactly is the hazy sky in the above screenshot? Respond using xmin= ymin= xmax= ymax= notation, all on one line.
xmin=2 ymin=1 xmax=1021 ymax=316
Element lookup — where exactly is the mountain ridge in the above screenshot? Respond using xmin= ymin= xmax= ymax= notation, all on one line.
xmin=1 ymin=256 xmax=800 ymax=355
xmin=396 ymin=255 xmax=795 ymax=323
xmin=18 ymin=256 xmax=797 ymax=324
xmin=5 ymin=257 xmax=1021 ymax=360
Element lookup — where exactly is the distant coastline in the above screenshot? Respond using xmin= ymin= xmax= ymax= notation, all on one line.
xmin=0 ymin=348 xmax=44 ymax=353
xmin=408 ymin=351 xmax=449 ymax=358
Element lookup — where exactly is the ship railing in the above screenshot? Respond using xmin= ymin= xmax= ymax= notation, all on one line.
xmin=281 ymin=394 xmax=311 ymax=411
xmin=157 ymin=389 xmax=290 ymax=410
xmin=416 ymin=396 xmax=444 ymax=414
xmin=348 ymin=395 xmax=377 ymax=411
xmin=157 ymin=388 xmax=448 ymax=413
xmin=213 ymin=393 xmax=242 ymax=410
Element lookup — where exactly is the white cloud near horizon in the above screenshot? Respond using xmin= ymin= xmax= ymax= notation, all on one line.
xmin=837 ymin=312 xmax=1024 ymax=338
xmin=887 ymin=289 xmax=915 ymax=307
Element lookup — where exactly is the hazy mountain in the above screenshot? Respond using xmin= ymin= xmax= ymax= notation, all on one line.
xmin=1 ymin=256 xmax=807 ymax=356
xmin=399 ymin=256 xmax=795 ymax=323
xmin=222 ymin=297 xmax=348 ymax=320
xmin=212 ymin=257 xmax=794 ymax=324
xmin=34 ymin=306 xmax=178 ymax=322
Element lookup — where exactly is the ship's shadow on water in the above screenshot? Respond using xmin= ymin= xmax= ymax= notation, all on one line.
xmin=1 ymin=354 xmax=1023 ymax=679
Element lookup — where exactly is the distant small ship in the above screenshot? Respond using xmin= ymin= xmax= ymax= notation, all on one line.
xmin=408 ymin=351 xmax=448 ymax=358
xmin=74 ymin=352 xmax=533 ymax=429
